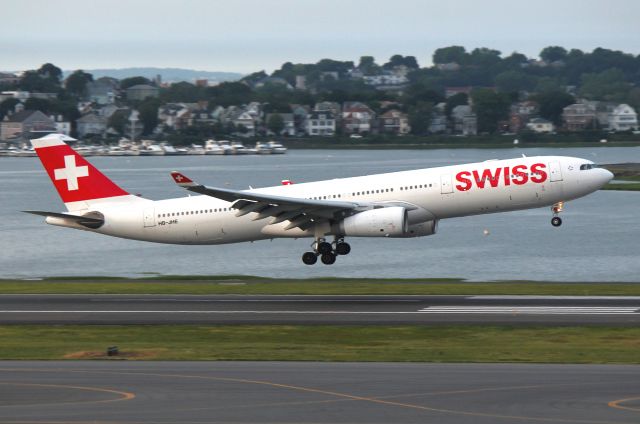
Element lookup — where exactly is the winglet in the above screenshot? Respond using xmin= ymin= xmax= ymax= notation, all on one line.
xmin=171 ymin=171 xmax=198 ymax=188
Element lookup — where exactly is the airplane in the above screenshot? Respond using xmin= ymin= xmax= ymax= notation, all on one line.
xmin=25 ymin=133 xmax=613 ymax=265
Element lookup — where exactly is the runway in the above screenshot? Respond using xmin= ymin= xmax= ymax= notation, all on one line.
xmin=1 ymin=294 xmax=640 ymax=325
xmin=0 ymin=361 xmax=639 ymax=423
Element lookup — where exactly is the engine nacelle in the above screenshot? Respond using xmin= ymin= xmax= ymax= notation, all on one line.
xmin=339 ymin=207 xmax=408 ymax=237
xmin=391 ymin=220 xmax=438 ymax=238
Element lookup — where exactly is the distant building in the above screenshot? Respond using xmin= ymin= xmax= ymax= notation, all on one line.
xmin=266 ymin=113 xmax=296 ymax=136
xmin=51 ymin=115 xmax=71 ymax=136
xmin=1 ymin=110 xmax=56 ymax=141
xmin=428 ymin=103 xmax=447 ymax=134
xmin=526 ymin=117 xmax=554 ymax=133
xmin=126 ymin=84 xmax=159 ymax=101
xmin=342 ymin=102 xmax=375 ymax=135
xmin=451 ymin=105 xmax=477 ymax=135
xmin=86 ymin=78 xmax=118 ymax=105
xmin=563 ymin=103 xmax=597 ymax=131
xmin=232 ymin=111 xmax=256 ymax=136
xmin=378 ymin=109 xmax=410 ymax=135
xmin=76 ymin=113 xmax=107 ymax=138
xmin=608 ymin=104 xmax=638 ymax=131
xmin=306 ymin=111 xmax=336 ymax=136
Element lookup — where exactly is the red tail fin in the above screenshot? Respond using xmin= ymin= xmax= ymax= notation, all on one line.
xmin=31 ymin=134 xmax=129 ymax=205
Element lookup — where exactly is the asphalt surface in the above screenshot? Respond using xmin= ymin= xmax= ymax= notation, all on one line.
xmin=1 ymin=294 xmax=640 ymax=325
xmin=0 ymin=361 xmax=639 ymax=423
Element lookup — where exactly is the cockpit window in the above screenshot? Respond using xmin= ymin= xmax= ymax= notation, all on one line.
xmin=579 ymin=163 xmax=599 ymax=170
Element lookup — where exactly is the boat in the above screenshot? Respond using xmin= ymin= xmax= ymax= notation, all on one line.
xmin=205 ymin=139 xmax=226 ymax=155
xmin=231 ymin=141 xmax=251 ymax=155
xmin=139 ymin=144 xmax=165 ymax=156
xmin=160 ymin=143 xmax=183 ymax=156
xmin=255 ymin=142 xmax=272 ymax=154
xmin=267 ymin=141 xmax=287 ymax=154
xmin=187 ymin=144 xmax=206 ymax=155
xmin=216 ymin=140 xmax=234 ymax=155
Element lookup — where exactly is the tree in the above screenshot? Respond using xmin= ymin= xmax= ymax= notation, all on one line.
xmin=108 ymin=110 xmax=128 ymax=134
xmin=65 ymin=70 xmax=93 ymax=96
xmin=408 ymin=102 xmax=433 ymax=135
xmin=119 ymin=76 xmax=151 ymax=90
xmin=383 ymin=55 xmax=420 ymax=70
xmin=267 ymin=113 xmax=285 ymax=135
xmin=37 ymin=63 xmax=62 ymax=81
xmin=579 ymin=68 xmax=629 ymax=101
xmin=469 ymin=48 xmax=502 ymax=67
xmin=445 ymin=93 xmax=468 ymax=117
xmin=540 ymin=46 xmax=568 ymax=63
xmin=494 ymin=70 xmax=535 ymax=93
xmin=0 ymin=98 xmax=20 ymax=120
xmin=433 ymin=46 xmax=467 ymax=64
xmin=138 ymin=98 xmax=161 ymax=135
xmin=531 ymin=91 xmax=575 ymax=126
xmin=471 ymin=89 xmax=510 ymax=133
xmin=160 ymin=82 xmax=203 ymax=103
xmin=24 ymin=98 xmax=52 ymax=114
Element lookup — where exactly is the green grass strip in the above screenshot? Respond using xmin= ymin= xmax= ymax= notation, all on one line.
xmin=602 ymin=182 xmax=640 ymax=191
xmin=1 ymin=278 xmax=640 ymax=295
xmin=1 ymin=325 xmax=639 ymax=363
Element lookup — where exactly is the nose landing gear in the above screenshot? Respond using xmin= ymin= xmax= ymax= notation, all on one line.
xmin=302 ymin=236 xmax=351 ymax=265
xmin=551 ymin=202 xmax=564 ymax=227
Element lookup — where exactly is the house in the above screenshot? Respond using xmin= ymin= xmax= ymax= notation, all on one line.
xmin=290 ymin=104 xmax=310 ymax=135
xmin=429 ymin=103 xmax=447 ymax=134
xmin=51 ymin=115 xmax=71 ymax=135
xmin=266 ymin=113 xmax=296 ymax=136
xmin=451 ymin=105 xmax=477 ymax=135
xmin=157 ymin=103 xmax=192 ymax=130
xmin=76 ymin=113 xmax=107 ymax=138
xmin=232 ymin=111 xmax=256 ymax=136
xmin=526 ymin=117 xmax=554 ymax=133
xmin=378 ymin=109 xmax=410 ymax=135
xmin=126 ymin=84 xmax=159 ymax=101
xmin=608 ymin=104 xmax=638 ymax=131
xmin=306 ymin=111 xmax=336 ymax=136
xmin=86 ymin=78 xmax=118 ymax=105
xmin=509 ymin=101 xmax=539 ymax=132
xmin=362 ymin=72 xmax=409 ymax=92
xmin=342 ymin=102 xmax=375 ymax=135
xmin=562 ymin=103 xmax=597 ymax=131
xmin=1 ymin=110 xmax=56 ymax=141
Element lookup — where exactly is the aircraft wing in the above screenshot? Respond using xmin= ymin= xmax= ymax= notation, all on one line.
xmin=22 ymin=210 xmax=104 ymax=228
xmin=170 ymin=171 xmax=375 ymax=230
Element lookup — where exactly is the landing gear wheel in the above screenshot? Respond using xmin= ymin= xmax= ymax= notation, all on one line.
xmin=302 ymin=252 xmax=318 ymax=265
xmin=317 ymin=241 xmax=333 ymax=254
xmin=320 ymin=252 xmax=336 ymax=265
xmin=551 ymin=216 xmax=562 ymax=227
xmin=335 ymin=242 xmax=351 ymax=255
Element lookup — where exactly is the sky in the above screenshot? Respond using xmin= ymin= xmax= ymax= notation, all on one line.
xmin=2 ymin=0 xmax=640 ymax=74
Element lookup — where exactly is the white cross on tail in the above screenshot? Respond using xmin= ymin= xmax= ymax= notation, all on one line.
xmin=54 ymin=155 xmax=89 ymax=191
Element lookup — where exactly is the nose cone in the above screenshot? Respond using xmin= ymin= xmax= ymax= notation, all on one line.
xmin=599 ymin=168 xmax=614 ymax=187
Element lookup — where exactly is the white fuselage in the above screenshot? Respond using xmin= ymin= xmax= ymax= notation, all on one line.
xmin=49 ymin=156 xmax=612 ymax=245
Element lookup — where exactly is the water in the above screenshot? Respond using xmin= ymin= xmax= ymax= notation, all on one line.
xmin=1 ymin=147 xmax=639 ymax=281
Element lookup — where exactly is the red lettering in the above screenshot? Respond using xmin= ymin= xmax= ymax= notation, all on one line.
xmin=472 ymin=168 xmax=502 ymax=189
xmin=530 ymin=163 xmax=548 ymax=183
xmin=512 ymin=164 xmax=528 ymax=185
xmin=503 ymin=166 xmax=511 ymax=186
xmin=455 ymin=171 xmax=472 ymax=191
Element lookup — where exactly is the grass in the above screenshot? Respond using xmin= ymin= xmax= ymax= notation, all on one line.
xmin=602 ymin=182 xmax=640 ymax=191
xmin=1 ymin=276 xmax=640 ymax=295
xmin=0 ymin=325 xmax=639 ymax=363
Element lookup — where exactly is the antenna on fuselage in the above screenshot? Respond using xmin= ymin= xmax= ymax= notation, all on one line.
xmin=522 ymin=154 xmax=527 ymax=158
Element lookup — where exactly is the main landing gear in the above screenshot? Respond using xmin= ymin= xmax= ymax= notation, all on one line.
xmin=551 ymin=202 xmax=564 ymax=227
xmin=302 ymin=237 xmax=351 ymax=265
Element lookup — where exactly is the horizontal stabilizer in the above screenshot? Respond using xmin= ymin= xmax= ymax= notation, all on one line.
xmin=23 ymin=210 xmax=104 ymax=229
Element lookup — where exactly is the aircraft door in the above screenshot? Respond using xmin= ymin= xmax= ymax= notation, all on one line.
xmin=143 ymin=207 xmax=156 ymax=227
xmin=549 ymin=161 xmax=563 ymax=182
xmin=440 ymin=174 xmax=453 ymax=194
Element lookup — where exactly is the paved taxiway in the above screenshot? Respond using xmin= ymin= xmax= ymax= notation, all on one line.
xmin=1 ymin=294 xmax=640 ymax=325
xmin=0 ymin=361 xmax=639 ymax=423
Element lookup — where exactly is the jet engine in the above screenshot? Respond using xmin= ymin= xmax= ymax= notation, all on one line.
xmin=338 ymin=207 xmax=408 ymax=237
